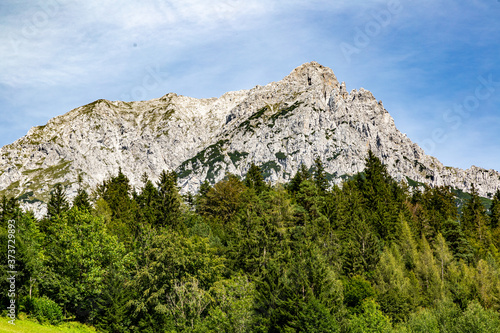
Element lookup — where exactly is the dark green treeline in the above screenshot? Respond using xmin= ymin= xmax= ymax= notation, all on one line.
xmin=2 ymin=152 xmax=500 ymax=332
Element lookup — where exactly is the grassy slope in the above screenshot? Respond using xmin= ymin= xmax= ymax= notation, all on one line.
xmin=0 ymin=317 xmax=96 ymax=333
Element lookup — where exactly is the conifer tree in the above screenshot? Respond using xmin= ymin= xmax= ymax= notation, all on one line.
xmin=99 ymin=167 xmax=134 ymax=221
xmin=288 ymin=163 xmax=311 ymax=193
xmin=0 ymin=195 xmax=20 ymax=227
xmin=358 ymin=150 xmax=401 ymax=240
xmin=47 ymin=183 xmax=69 ymax=220
xmin=73 ymin=174 xmax=91 ymax=211
xmin=442 ymin=218 xmax=473 ymax=263
xmin=244 ymin=163 xmax=266 ymax=194
xmin=490 ymin=189 xmax=500 ymax=229
xmin=95 ymin=270 xmax=131 ymax=332
xmin=156 ymin=170 xmax=182 ymax=228
xmin=313 ymin=157 xmax=329 ymax=193
xmin=136 ymin=172 xmax=159 ymax=226
xmin=462 ymin=184 xmax=489 ymax=242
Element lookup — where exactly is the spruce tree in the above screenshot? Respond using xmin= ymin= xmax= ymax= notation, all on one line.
xmin=0 ymin=195 xmax=20 ymax=227
xmin=156 ymin=170 xmax=182 ymax=228
xmin=47 ymin=183 xmax=69 ymax=220
xmin=490 ymin=189 xmax=500 ymax=229
xmin=288 ymin=163 xmax=311 ymax=194
xmin=244 ymin=163 xmax=266 ymax=194
xmin=462 ymin=184 xmax=488 ymax=242
xmin=136 ymin=173 xmax=159 ymax=226
xmin=359 ymin=150 xmax=400 ymax=240
xmin=73 ymin=175 xmax=91 ymax=211
xmin=313 ymin=157 xmax=329 ymax=193
xmin=73 ymin=189 xmax=91 ymax=212
xmin=100 ymin=167 xmax=134 ymax=221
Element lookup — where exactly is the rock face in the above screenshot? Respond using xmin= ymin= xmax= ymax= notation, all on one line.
xmin=1 ymin=62 xmax=499 ymax=216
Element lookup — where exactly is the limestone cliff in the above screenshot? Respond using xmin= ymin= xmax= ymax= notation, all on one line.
xmin=1 ymin=62 xmax=498 ymax=216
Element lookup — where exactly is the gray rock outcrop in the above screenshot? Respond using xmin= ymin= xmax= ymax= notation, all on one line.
xmin=1 ymin=62 xmax=498 ymax=217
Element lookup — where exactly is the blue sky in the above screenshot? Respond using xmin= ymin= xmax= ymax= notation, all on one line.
xmin=1 ymin=0 xmax=499 ymax=171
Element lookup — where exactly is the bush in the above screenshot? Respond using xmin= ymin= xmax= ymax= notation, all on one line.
xmin=455 ymin=300 xmax=500 ymax=333
xmin=26 ymin=296 xmax=63 ymax=325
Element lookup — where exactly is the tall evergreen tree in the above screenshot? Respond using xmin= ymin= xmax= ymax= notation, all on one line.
xmin=94 ymin=270 xmax=131 ymax=332
xmin=47 ymin=183 xmax=69 ymax=220
xmin=73 ymin=174 xmax=91 ymax=211
xmin=95 ymin=167 xmax=138 ymax=243
xmin=313 ymin=157 xmax=329 ymax=193
xmin=288 ymin=163 xmax=311 ymax=194
xmin=358 ymin=150 xmax=401 ymax=241
xmin=462 ymin=184 xmax=489 ymax=242
xmin=98 ymin=167 xmax=134 ymax=221
xmin=156 ymin=170 xmax=182 ymax=228
xmin=135 ymin=172 xmax=159 ymax=226
xmin=490 ymin=189 xmax=500 ymax=229
xmin=73 ymin=189 xmax=91 ymax=212
xmin=0 ymin=195 xmax=20 ymax=227
xmin=244 ymin=163 xmax=266 ymax=194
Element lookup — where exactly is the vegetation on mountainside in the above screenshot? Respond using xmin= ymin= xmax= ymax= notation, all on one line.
xmin=2 ymin=151 xmax=500 ymax=332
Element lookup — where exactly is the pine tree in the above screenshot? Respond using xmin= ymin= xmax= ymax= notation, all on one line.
xmin=136 ymin=172 xmax=159 ymax=226
xmin=313 ymin=157 xmax=329 ymax=193
xmin=73 ymin=175 xmax=91 ymax=211
xmin=47 ymin=183 xmax=69 ymax=220
xmin=99 ymin=167 xmax=134 ymax=221
xmin=73 ymin=189 xmax=91 ymax=212
xmin=288 ymin=163 xmax=311 ymax=194
xmin=244 ymin=163 xmax=266 ymax=194
xmin=0 ymin=195 xmax=20 ymax=227
xmin=490 ymin=189 xmax=500 ymax=229
xmin=462 ymin=184 xmax=489 ymax=242
xmin=156 ymin=170 xmax=182 ymax=228
xmin=95 ymin=271 xmax=131 ymax=332
xmin=358 ymin=150 xmax=401 ymax=241
xmin=95 ymin=168 xmax=138 ymax=244
xmin=442 ymin=218 xmax=473 ymax=263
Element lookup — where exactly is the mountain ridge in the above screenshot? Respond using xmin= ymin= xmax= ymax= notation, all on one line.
xmin=1 ymin=61 xmax=499 ymax=216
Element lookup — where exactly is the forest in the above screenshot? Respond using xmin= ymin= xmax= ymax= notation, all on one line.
xmin=2 ymin=151 xmax=500 ymax=332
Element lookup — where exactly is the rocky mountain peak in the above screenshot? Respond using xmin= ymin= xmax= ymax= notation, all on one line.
xmin=1 ymin=62 xmax=499 ymax=217
xmin=285 ymin=61 xmax=339 ymax=87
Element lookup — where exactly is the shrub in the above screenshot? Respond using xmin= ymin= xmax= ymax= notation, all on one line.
xmin=27 ymin=296 xmax=63 ymax=325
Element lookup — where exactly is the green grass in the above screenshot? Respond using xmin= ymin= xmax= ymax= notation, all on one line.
xmin=0 ymin=316 xmax=96 ymax=333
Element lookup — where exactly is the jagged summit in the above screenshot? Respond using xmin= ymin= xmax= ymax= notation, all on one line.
xmin=1 ymin=62 xmax=499 ymax=216
xmin=284 ymin=61 xmax=339 ymax=86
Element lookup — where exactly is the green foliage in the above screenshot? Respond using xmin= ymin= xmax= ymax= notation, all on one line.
xmin=73 ymin=192 xmax=90 ymax=213
xmin=95 ymin=167 xmax=138 ymax=244
xmin=244 ymin=163 xmax=266 ymax=195
xmin=349 ymin=299 xmax=392 ymax=333
xmin=197 ymin=174 xmax=246 ymax=223
xmin=490 ymin=189 xmax=500 ymax=229
xmin=46 ymin=183 xmax=69 ymax=220
xmin=462 ymin=184 xmax=489 ymax=244
xmin=344 ymin=275 xmax=376 ymax=314
xmin=357 ymin=150 xmax=405 ymax=241
xmin=156 ymin=170 xmax=182 ymax=229
xmin=229 ymin=151 xmax=249 ymax=165
xmin=313 ymin=157 xmax=329 ymax=193
xmin=7 ymin=151 xmax=500 ymax=332
xmin=131 ymin=232 xmax=226 ymax=330
xmin=94 ymin=270 xmax=131 ymax=332
xmin=40 ymin=207 xmax=129 ymax=322
xmin=373 ymin=245 xmax=418 ymax=322
xmin=26 ymin=296 xmax=63 ymax=325
xmin=194 ymin=275 xmax=256 ymax=332
xmin=275 ymin=151 xmax=287 ymax=160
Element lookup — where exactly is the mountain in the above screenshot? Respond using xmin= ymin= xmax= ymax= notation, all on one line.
xmin=1 ymin=62 xmax=499 ymax=216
